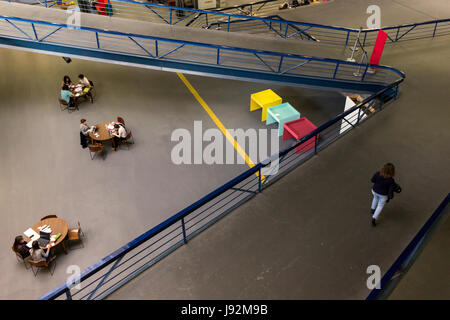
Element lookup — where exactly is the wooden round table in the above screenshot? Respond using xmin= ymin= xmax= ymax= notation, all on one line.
xmin=28 ymin=217 xmax=69 ymax=254
xmin=89 ymin=121 xmax=114 ymax=143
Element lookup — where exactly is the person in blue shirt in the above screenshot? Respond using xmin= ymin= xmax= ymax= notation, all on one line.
xmin=370 ymin=163 xmax=399 ymax=226
xmin=61 ymin=84 xmax=75 ymax=108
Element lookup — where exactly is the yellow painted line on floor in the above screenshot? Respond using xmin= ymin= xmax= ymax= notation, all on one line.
xmin=177 ymin=73 xmax=265 ymax=180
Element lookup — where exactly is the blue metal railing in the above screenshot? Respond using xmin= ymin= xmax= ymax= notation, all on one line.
xmin=39 ymin=78 xmax=404 ymax=300
xmin=0 ymin=15 xmax=404 ymax=92
xmin=4 ymin=0 xmax=450 ymax=46
xmin=366 ymin=193 xmax=450 ymax=300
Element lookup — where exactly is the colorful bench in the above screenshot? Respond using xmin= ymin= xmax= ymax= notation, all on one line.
xmin=283 ymin=117 xmax=318 ymax=154
xmin=250 ymin=89 xmax=282 ymax=122
xmin=266 ymin=102 xmax=300 ymax=136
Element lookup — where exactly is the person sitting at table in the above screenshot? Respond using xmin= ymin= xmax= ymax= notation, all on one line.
xmin=111 ymin=123 xmax=127 ymax=151
xmin=78 ymin=74 xmax=93 ymax=103
xmin=61 ymin=84 xmax=76 ymax=108
xmin=80 ymin=119 xmax=96 ymax=149
xmin=61 ymin=75 xmax=73 ymax=88
xmin=29 ymin=241 xmax=51 ymax=262
xmin=12 ymin=235 xmax=30 ymax=259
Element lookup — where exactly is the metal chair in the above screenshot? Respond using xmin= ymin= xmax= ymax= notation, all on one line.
xmin=41 ymin=214 xmax=57 ymax=221
xmin=68 ymin=221 xmax=85 ymax=250
xmin=59 ymin=98 xmax=78 ymax=113
xmin=119 ymin=130 xmax=134 ymax=150
xmin=88 ymin=143 xmax=104 ymax=160
xmin=12 ymin=247 xmax=31 ymax=270
xmin=29 ymin=256 xmax=57 ymax=277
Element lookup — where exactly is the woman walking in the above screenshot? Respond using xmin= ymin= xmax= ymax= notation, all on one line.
xmin=370 ymin=163 xmax=399 ymax=226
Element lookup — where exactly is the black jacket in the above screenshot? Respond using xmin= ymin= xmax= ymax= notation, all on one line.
xmin=80 ymin=131 xmax=88 ymax=149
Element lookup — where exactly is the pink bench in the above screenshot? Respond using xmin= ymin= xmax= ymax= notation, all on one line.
xmin=283 ymin=117 xmax=318 ymax=154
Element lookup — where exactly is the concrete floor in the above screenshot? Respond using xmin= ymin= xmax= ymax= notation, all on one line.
xmin=1 ymin=0 xmax=449 ymax=300
xmin=108 ymin=34 xmax=450 ymax=299
xmin=389 ymin=207 xmax=450 ymax=300
xmin=0 ymin=46 xmax=345 ymax=299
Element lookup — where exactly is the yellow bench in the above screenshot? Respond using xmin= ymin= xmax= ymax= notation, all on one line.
xmin=250 ymin=89 xmax=282 ymax=122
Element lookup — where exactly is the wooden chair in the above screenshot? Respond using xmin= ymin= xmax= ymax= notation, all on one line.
xmin=12 ymin=247 xmax=31 ymax=269
xmin=68 ymin=221 xmax=84 ymax=250
xmin=117 ymin=116 xmax=125 ymax=125
xmin=119 ymin=130 xmax=134 ymax=150
xmin=41 ymin=214 xmax=57 ymax=221
xmin=59 ymin=98 xmax=78 ymax=113
xmin=29 ymin=256 xmax=57 ymax=277
xmin=88 ymin=143 xmax=104 ymax=160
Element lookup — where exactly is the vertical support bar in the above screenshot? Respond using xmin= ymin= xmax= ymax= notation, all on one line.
xmin=345 ymin=30 xmax=350 ymax=46
xmin=363 ymin=31 xmax=367 ymax=47
xmin=314 ymin=135 xmax=318 ymax=154
xmin=45 ymin=0 xmax=47 ymax=7
xmin=227 ymin=16 xmax=230 ymax=32
xmin=95 ymin=32 xmax=100 ymax=49
xmin=361 ymin=64 xmax=369 ymax=81
xmin=205 ymin=13 xmax=208 ymax=28
xmin=258 ymin=167 xmax=262 ymax=192
xmin=395 ymin=27 xmax=400 ymax=41
xmin=333 ymin=62 xmax=339 ymax=79
xmin=181 ymin=218 xmax=187 ymax=244
xmin=170 ymin=8 xmax=172 ymax=25
xmin=65 ymin=290 xmax=73 ymax=300
xmin=432 ymin=22 xmax=438 ymax=37
xmin=31 ymin=23 xmax=38 ymax=41
xmin=217 ymin=48 xmax=220 ymax=65
xmin=356 ymin=107 xmax=361 ymax=125
xmin=155 ymin=40 xmax=158 ymax=57
xmin=283 ymin=24 xmax=289 ymax=38
xmin=277 ymin=56 xmax=284 ymax=73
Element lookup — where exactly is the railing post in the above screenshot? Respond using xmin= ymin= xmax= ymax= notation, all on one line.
xmin=356 ymin=107 xmax=361 ymax=125
xmin=181 ymin=218 xmax=187 ymax=244
xmin=433 ymin=22 xmax=438 ymax=37
xmin=258 ymin=167 xmax=262 ymax=192
xmin=277 ymin=56 xmax=284 ymax=73
xmin=345 ymin=31 xmax=350 ymax=46
xmin=170 ymin=8 xmax=173 ymax=25
xmin=31 ymin=23 xmax=38 ymax=41
xmin=227 ymin=16 xmax=231 ymax=32
xmin=217 ymin=48 xmax=220 ymax=65
xmin=155 ymin=40 xmax=158 ymax=57
xmin=362 ymin=31 xmax=367 ymax=47
xmin=65 ymin=290 xmax=73 ymax=300
xmin=95 ymin=32 xmax=100 ymax=49
xmin=314 ymin=134 xmax=318 ymax=154
xmin=283 ymin=24 xmax=289 ymax=38
xmin=395 ymin=27 xmax=400 ymax=41
xmin=45 ymin=0 xmax=47 ymax=7
xmin=361 ymin=64 xmax=369 ymax=81
xmin=205 ymin=13 xmax=208 ymax=28
xmin=333 ymin=62 xmax=340 ymax=79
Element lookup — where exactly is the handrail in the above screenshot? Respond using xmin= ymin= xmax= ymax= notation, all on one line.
xmin=4 ymin=0 xmax=449 ymax=46
xmin=0 ymin=15 xmax=405 ymax=90
xmin=40 ymin=77 xmax=404 ymax=300
xmin=366 ymin=193 xmax=450 ymax=300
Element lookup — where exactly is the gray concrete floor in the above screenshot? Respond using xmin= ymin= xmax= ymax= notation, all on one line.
xmin=108 ymin=34 xmax=450 ymax=299
xmin=1 ymin=0 xmax=449 ymax=300
xmin=0 ymin=46 xmax=344 ymax=299
xmin=389 ymin=207 xmax=450 ymax=300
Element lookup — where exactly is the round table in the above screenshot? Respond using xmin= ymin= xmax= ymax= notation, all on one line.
xmin=28 ymin=217 xmax=69 ymax=254
xmin=89 ymin=121 xmax=114 ymax=143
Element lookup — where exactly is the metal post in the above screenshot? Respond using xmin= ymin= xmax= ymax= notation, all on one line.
xmin=217 ymin=48 xmax=220 ymax=65
xmin=356 ymin=107 xmax=361 ymax=125
xmin=95 ymin=32 xmax=100 ymax=49
xmin=227 ymin=16 xmax=230 ymax=32
xmin=155 ymin=40 xmax=158 ymax=57
xmin=347 ymin=28 xmax=361 ymax=62
xmin=277 ymin=56 xmax=284 ymax=73
xmin=169 ymin=8 xmax=172 ymax=25
xmin=433 ymin=22 xmax=438 ymax=37
xmin=65 ymin=290 xmax=73 ymax=300
xmin=362 ymin=31 xmax=367 ymax=47
xmin=345 ymin=30 xmax=350 ymax=46
xmin=45 ymin=0 xmax=47 ymax=7
xmin=181 ymin=218 xmax=187 ymax=244
xmin=333 ymin=62 xmax=339 ymax=79
xmin=283 ymin=24 xmax=289 ymax=38
xmin=31 ymin=23 xmax=38 ymax=41
xmin=361 ymin=65 xmax=369 ymax=81
xmin=395 ymin=27 xmax=400 ymax=41
xmin=314 ymin=135 xmax=318 ymax=154
xmin=258 ymin=167 xmax=262 ymax=192
xmin=205 ymin=13 xmax=208 ymax=28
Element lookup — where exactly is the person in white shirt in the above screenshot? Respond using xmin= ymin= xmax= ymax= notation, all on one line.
xmin=111 ymin=124 xmax=127 ymax=151
xmin=78 ymin=74 xmax=93 ymax=103
xmin=30 ymin=241 xmax=51 ymax=262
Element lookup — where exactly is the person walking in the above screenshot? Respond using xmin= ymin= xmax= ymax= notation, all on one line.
xmin=370 ymin=163 xmax=400 ymax=226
